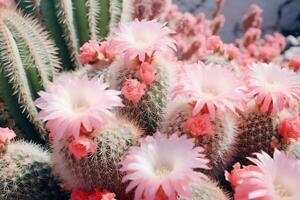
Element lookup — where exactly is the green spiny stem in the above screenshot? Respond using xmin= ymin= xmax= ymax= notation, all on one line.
xmin=73 ymin=0 xmax=90 ymax=46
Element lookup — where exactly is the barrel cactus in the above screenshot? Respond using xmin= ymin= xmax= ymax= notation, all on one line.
xmin=0 ymin=140 xmax=68 ymax=199
xmin=0 ymin=9 xmax=61 ymax=143
xmin=51 ymin=119 xmax=142 ymax=199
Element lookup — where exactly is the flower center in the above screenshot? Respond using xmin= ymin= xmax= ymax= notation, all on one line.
xmin=202 ymin=86 xmax=218 ymax=97
xmin=274 ymin=183 xmax=291 ymax=197
xmin=153 ymin=161 xmax=174 ymax=177
xmin=72 ymin=98 xmax=90 ymax=113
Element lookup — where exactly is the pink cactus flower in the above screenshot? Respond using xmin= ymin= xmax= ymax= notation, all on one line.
xmin=225 ymin=162 xmax=262 ymax=188
xmin=248 ymin=63 xmax=300 ymax=115
xmin=110 ymin=19 xmax=176 ymax=62
xmin=289 ymin=57 xmax=300 ymax=70
xmin=120 ymin=132 xmax=209 ymax=200
xmin=224 ymin=44 xmax=240 ymax=60
xmin=232 ymin=150 xmax=300 ymax=200
xmin=0 ymin=127 xmax=16 ymax=144
xmin=35 ymin=75 xmax=123 ymax=139
xmin=68 ymin=137 xmax=96 ymax=160
xmin=183 ymin=113 xmax=216 ymax=137
xmin=79 ymin=40 xmax=100 ymax=64
xmin=278 ymin=114 xmax=300 ymax=140
xmin=121 ymin=79 xmax=146 ymax=105
xmin=138 ymin=62 xmax=159 ymax=85
xmin=0 ymin=0 xmax=15 ymax=8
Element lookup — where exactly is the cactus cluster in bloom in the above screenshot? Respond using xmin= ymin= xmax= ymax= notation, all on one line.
xmin=1 ymin=0 xmax=300 ymax=200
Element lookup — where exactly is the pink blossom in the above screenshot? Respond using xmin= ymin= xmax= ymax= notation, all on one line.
xmin=289 ymin=57 xmax=300 ymax=70
xmin=278 ymin=114 xmax=300 ymax=140
xmin=121 ymin=79 xmax=146 ymax=105
xmin=0 ymin=127 xmax=16 ymax=144
xmin=0 ymin=0 xmax=15 ymax=8
xmin=225 ymin=162 xmax=261 ymax=188
xmin=183 ymin=113 xmax=215 ymax=137
xmin=92 ymin=41 xmax=117 ymax=67
xmin=206 ymin=36 xmax=223 ymax=52
xmin=79 ymin=40 xmax=100 ymax=64
xmin=224 ymin=44 xmax=240 ymax=60
xmin=68 ymin=137 xmax=97 ymax=160
xmin=138 ymin=62 xmax=159 ymax=85
xmin=243 ymin=27 xmax=261 ymax=47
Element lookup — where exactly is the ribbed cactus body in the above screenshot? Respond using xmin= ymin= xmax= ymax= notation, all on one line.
xmin=0 ymin=9 xmax=61 ymax=143
xmin=52 ymin=119 xmax=141 ymax=198
xmin=177 ymin=179 xmax=229 ymax=200
xmin=113 ymin=55 xmax=174 ymax=134
xmin=236 ymin=111 xmax=286 ymax=163
xmin=0 ymin=141 xmax=67 ymax=200
xmin=161 ymin=99 xmax=237 ymax=177
xmin=17 ymin=0 xmax=134 ymax=70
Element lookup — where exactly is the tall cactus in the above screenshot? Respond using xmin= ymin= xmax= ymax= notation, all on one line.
xmin=0 ymin=9 xmax=61 ymax=143
xmin=17 ymin=0 xmax=134 ymax=70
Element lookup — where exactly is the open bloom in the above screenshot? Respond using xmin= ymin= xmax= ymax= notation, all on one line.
xmin=183 ymin=113 xmax=215 ymax=137
xmin=121 ymin=79 xmax=146 ymax=105
xmin=232 ymin=150 xmax=300 ymax=200
xmin=35 ymin=75 xmax=123 ymax=139
xmin=171 ymin=63 xmax=247 ymax=117
xmin=0 ymin=127 xmax=16 ymax=144
xmin=248 ymin=63 xmax=300 ymax=115
xmin=278 ymin=114 xmax=300 ymax=140
xmin=120 ymin=132 xmax=209 ymax=200
xmin=109 ymin=19 xmax=176 ymax=62
xmin=68 ymin=137 xmax=96 ymax=160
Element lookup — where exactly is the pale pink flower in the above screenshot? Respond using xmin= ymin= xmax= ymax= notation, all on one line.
xmin=225 ymin=162 xmax=262 ymax=188
xmin=206 ymin=36 xmax=223 ymax=52
xmin=79 ymin=40 xmax=100 ymax=64
xmin=278 ymin=114 xmax=300 ymax=140
xmin=224 ymin=44 xmax=240 ymax=60
xmin=68 ymin=137 xmax=96 ymax=160
xmin=120 ymin=132 xmax=209 ymax=200
xmin=183 ymin=113 xmax=215 ymax=137
xmin=171 ymin=63 xmax=247 ymax=117
xmin=233 ymin=150 xmax=300 ymax=200
xmin=121 ymin=79 xmax=146 ymax=105
xmin=35 ymin=75 xmax=123 ymax=139
xmin=0 ymin=0 xmax=15 ymax=8
xmin=138 ymin=62 xmax=159 ymax=85
xmin=109 ymin=19 xmax=176 ymax=62
xmin=0 ymin=127 xmax=16 ymax=144
xmin=289 ymin=57 xmax=300 ymax=70
xmin=248 ymin=63 xmax=300 ymax=115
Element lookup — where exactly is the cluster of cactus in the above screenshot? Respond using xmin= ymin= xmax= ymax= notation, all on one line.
xmin=0 ymin=140 xmax=67 ymax=199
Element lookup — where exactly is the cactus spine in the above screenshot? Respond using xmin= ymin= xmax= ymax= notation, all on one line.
xmin=0 ymin=9 xmax=61 ymax=143
xmin=0 ymin=140 xmax=68 ymax=200
xmin=177 ymin=179 xmax=229 ymax=200
xmin=51 ymin=119 xmax=142 ymax=198
xmin=161 ymin=99 xmax=238 ymax=177
xmin=17 ymin=0 xmax=134 ymax=70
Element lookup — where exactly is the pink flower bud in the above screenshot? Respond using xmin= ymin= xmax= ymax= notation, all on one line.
xmin=183 ymin=113 xmax=215 ymax=137
xmin=138 ymin=62 xmax=159 ymax=85
xmin=278 ymin=114 xmax=300 ymax=140
xmin=0 ymin=127 xmax=16 ymax=144
xmin=121 ymin=79 xmax=146 ymax=105
xmin=68 ymin=137 xmax=97 ymax=160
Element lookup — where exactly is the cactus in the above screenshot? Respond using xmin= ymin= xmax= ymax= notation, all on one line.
xmin=51 ymin=118 xmax=142 ymax=198
xmin=0 ymin=9 xmax=61 ymax=143
xmin=287 ymin=140 xmax=300 ymax=160
xmin=17 ymin=0 xmax=134 ymax=70
xmin=0 ymin=140 xmax=68 ymax=199
xmin=177 ymin=179 xmax=229 ymax=200
xmin=161 ymin=98 xmax=238 ymax=177
xmin=235 ymin=104 xmax=289 ymax=164
xmin=110 ymin=54 xmax=176 ymax=134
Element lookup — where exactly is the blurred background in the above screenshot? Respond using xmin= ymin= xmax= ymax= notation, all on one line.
xmin=174 ymin=0 xmax=300 ymax=42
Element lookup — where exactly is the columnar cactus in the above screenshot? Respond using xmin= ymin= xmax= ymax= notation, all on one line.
xmin=51 ymin=119 xmax=142 ymax=198
xmin=0 ymin=140 xmax=67 ymax=199
xmin=0 ymin=9 xmax=61 ymax=143
xmin=161 ymin=98 xmax=238 ymax=177
xmin=17 ymin=0 xmax=134 ymax=70
xmin=177 ymin=179 xmax=229 ymax=200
